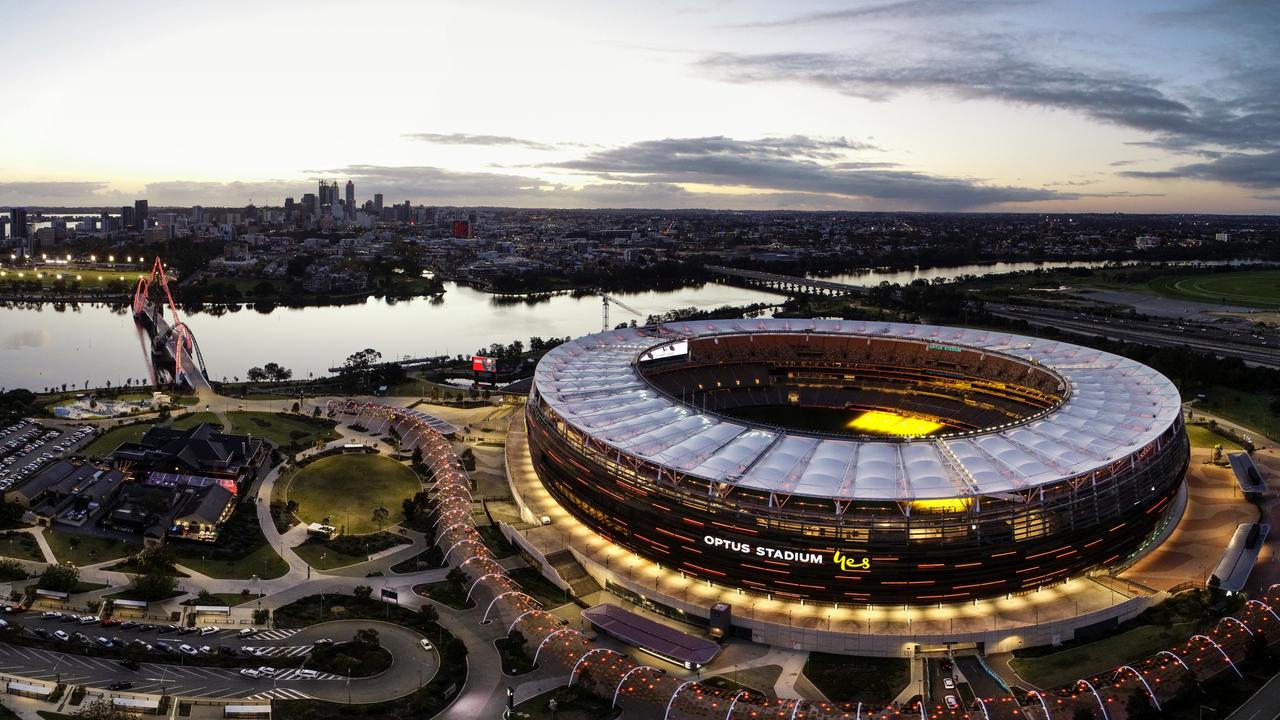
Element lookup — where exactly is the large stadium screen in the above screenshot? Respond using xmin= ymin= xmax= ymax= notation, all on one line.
xmin=640 ymin=340 xmax=689 ymax=362
xmin=472 ymin=356 xmax=497 ymax=373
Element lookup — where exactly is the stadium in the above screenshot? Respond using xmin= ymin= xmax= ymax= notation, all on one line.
xmin=525 ymin=319 xmax=1189 ymax=606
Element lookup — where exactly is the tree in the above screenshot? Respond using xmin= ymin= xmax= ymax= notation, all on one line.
xmin=418 ymin=603 xmax=439 ymax=624
xmin=372 ymin=507 xmax=390 ymax=530
xmin=246 ymin=366 xmax=268 ymax=383
xmin=355 ymin=627 xmax=380 ymax=647
xmin=74 ymin=697 xmax=128 ymax=720
xmin=1125 ymin=688 xmax=1160 ymax=720
xmin=352 ymin=585 xmax=373 ymax=600
xmin=264 ymin=362 xmax=292 ymax=382
xmin=38 ymin=563 xmax=80 ymax=593
xmin=339 ymin=348 xmax=382 ymax=392
xmin=446 ymin=567 xmax=467 ymax=591
xmin=132 ymin=570 xmax=178 ymax=602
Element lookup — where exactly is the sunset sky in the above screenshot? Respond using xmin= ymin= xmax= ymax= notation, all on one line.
xmin=1 ymin=0 xmax=1277 ymax=212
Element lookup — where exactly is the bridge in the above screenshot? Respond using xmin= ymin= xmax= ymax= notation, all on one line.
xmin=704 ymin=264 xmax=866 ymax=297
xmin=131 ymin=257 xmax=210 ymax=391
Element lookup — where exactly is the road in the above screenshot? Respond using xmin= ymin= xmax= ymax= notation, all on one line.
xmin=1226 ymin=668 xmax=1280 ymax=720
xmin=0 ymin=616 xmax=436 ymax=703
xmin=987 ymin=304 xmax=1280 ymax=369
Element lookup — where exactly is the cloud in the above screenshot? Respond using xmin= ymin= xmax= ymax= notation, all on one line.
xmin=550 ymin=135 xmax=1061 ymax=209
xmin=1119 ymin=150 xmax=1280 ymax=189
xmin=698 ymin=44 xmax=1280 ymax=155
xmin=402 ymin=133 xmax=558 ymax=151
xmin=736 ymin=0 xmax=1036 ymax=28
xmin=0 ymin=181 xmax=124 ymax=205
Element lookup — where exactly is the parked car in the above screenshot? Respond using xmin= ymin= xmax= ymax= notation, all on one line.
xmin=257 ymin=666 xmax=277 ymax=677
xmin=199 ymin=626 xmax=220 ymax=636
xmin=53 ymin=630 xmax=70 ymax=642
xmin=239 ymin=668 xmax=261 ymax=679
xmin=293 ymin=669 xmax=317 ymax=679
xmin=107 ymin=681 xmax=133 ymax=691
xmin=178 ymin=644 xmax=198 ymax=655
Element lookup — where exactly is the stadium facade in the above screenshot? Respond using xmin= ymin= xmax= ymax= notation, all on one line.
xmin=527 ymin=320 xmax=1188 ymax=605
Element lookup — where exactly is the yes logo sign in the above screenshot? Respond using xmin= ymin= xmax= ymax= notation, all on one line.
xmin=832 ymin=550 xmax=871 ymax=571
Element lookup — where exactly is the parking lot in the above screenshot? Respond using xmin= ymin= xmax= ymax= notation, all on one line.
xmin=0 ymin=614 xmax=437 ymax=702
xmin=0 ymin=420 xmax=94 ymax=490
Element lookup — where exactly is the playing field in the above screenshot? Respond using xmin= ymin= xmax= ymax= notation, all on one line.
xmin=285 ymin=454 xmax=419 ymax=534
xmin=1148 ymin=270 xmax=1280 ymax=309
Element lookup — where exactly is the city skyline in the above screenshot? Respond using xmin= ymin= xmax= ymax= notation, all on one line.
xmin=1 ymin=0 xmax=1277 ymax=213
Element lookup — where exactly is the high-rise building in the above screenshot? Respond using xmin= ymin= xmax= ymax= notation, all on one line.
xmin=134 ymin=199 xmax=149 ymax=230
xmin=121 ymin=206 xmax=135 ymax=232
xmin=9 ymin=208 xmax=27 ymax=239
xmin=345 ymin=180 xmax=355 ymax=211
xmin=373 ymin=193 xmax=383 ymax=214
xmin=191 ymin=205 xmax=204 ymax=223
xmin=301 ymin=193 xmax=317 ymax=218
xmin=284 ymin=197 xmax=295 ymax=219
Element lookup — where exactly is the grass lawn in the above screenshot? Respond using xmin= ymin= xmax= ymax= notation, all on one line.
xmin=43 ymin=532 xmax=139 ymax=566
xmin=1149 ymin=270 xmax=1280 ymax=309
xmin=164 ymin=503 xmax=289 ymax=580
xmin=285 ymin=455 xmax=419 ymax=534
xmin=413 ymin=580 xmax=474 ymax=610
xmin=1191 ymin=386 xmax=1280 ymax=441
xmin=81 ymin=421 xmax=158 ymax=457
xmin=81 ymin=412 xmax=225 ymax=458
xmin=170 ymin=412 xmax=222 ymax=430
xmin=508 ymin=567 xmax=571 ymax=608
xmin=181 ymin=592 xmax=264 ymax=607
xmin=292 ymin=540 xmax=370 ymax=570
xmin=803 ymin=653 xmax=910 ymax=705
xmin=227 ymin=411 xmax=340 ymax=450
xmin=293 ymin=532 xmax=410 ymax=570
xmin=476 ymin=523 xmax=518 ymax=559
xmin=1186 ymin=423 xmax=1244 ymax=451
xmin=1010 ymin=621 xmax=1195 ymax=689
xmin=512 ymin=687 xmax=621 ymax=720
xmin=105 ymin=587 xmax=184 ymax=602
xmin=0 ymin=532 xmax=44 ymax=562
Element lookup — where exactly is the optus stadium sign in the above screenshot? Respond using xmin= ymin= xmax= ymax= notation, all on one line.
xmin=703 ymin=536 xmax=871 ymax=571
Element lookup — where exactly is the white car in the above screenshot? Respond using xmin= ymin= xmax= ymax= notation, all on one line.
xmin=419 ymin=639 xmax=433 ymax=651
xmin=178 ymin=644 xmax=198 ymax=655
xmin=237 ymin=628 xmax=256 ymax=638
xmin=293 ymin=669 xmax=317 ymax=679
xmin=40 ymin=611 xmax=62 ymax=620
xmin=943 ymin=678 xmax=955 ymax=689
xmin=256 ymin=666 xmax=277 ymax=677
xmin=53 ymin=630 xmax=70 ymax=641
xmin=945 ymin=695 xmax=959 ymax=710
xmin=199 ymin=626 xmax=220 ymax=636
xmin=239 ymin=668 xmax=261 ymax=679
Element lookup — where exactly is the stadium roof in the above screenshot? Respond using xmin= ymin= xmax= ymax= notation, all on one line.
xmin=532 ymin=320 xmax=1184 ymax=501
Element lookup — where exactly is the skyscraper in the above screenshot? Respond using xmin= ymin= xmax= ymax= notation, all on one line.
xmin=373 ymin=193 xmax=383 ymax=214
xmin=345 ymin=180 xmax=355 ymax=211
xmin=134 ymin=199 xmax=149 ymax=230
xmin=318 ymin=179 xmax=329 ymax=206
xmin=9 ymin=208 xmax=27 ymax=239
xmin=121 ymin=206 xmax=135 ymax=232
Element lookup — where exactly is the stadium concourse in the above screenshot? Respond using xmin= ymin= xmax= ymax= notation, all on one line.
xmin=330 ymin=400 xmax=1280 ymax=720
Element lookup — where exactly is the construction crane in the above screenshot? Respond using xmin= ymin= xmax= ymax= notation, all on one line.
xmin=600 ymin=292 xmax=642 ymax=332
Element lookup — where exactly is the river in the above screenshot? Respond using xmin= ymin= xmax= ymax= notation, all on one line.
xmin=0 ymin=258 xmax=1237 ymax=391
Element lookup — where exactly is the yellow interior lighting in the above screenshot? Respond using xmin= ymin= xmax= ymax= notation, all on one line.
xmin=847 ymin=410 xmax=943 ymax=437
